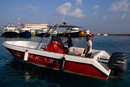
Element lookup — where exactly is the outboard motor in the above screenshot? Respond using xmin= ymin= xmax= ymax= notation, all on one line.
xmin=108 ymin=52 xmax=128 ymax=77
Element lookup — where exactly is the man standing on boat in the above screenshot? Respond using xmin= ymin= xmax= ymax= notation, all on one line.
xmin=64 ymin=33 xmax=73 ymax=48
xmin=83 ymin=34 xmax=92 ymax=57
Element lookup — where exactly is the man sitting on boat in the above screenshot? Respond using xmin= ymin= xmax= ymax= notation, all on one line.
xmin=83 ymin=34 xmax=92 ymax=57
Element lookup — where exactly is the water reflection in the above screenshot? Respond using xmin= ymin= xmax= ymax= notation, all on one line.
xmin=25 ymin=72 xmax=30 ymax=82
xmin=4 ymin=58 xmax=128 ymax=87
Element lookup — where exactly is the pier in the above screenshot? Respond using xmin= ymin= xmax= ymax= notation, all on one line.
xmin=99 ymin=33 xmax=130 ymax=36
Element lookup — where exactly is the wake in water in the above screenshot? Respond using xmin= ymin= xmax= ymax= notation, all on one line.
xmin=0 ymin=58 xmax=13 ymax=66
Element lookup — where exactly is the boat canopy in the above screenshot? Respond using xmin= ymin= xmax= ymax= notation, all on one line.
xmin=36 ymin=23 xmax=82 ymax=49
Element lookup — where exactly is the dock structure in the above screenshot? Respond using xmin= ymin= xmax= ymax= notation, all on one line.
xmin=99 ymin=33 xmax=130 ymax=36
xmin=108 ymin=34 xmax=130 ymax=36
xmin=25 ymin=24 xmax=48 ymax=36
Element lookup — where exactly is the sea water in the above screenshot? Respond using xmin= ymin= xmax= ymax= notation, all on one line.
xmin=0 ymin=36 xmax=130 ymax=87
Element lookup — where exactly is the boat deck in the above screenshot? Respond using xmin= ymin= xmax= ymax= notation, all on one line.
xmin=4 ymin=41 xmax=110 ymax=60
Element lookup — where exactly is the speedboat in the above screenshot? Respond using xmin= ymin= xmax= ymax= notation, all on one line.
xmin=3 ymin=24 xmax=128 ymax=80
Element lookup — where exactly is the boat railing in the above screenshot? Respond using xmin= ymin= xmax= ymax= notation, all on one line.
xmin=92 ymin=51 xmax=103 ymax=59
xmin=36 ymin=24 xmax=58 ymax=50
xmin=92 ymin=50 xmax=110 ymax=60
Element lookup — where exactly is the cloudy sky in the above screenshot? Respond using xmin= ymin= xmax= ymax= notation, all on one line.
xmin=0 ymin=0 xmax=130 ymax=33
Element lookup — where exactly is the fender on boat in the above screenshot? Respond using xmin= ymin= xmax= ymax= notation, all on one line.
xmin=59 ymin=57 xmax=66 ymax=72
xmin=24 ymin=50 xmax=29 ymax=61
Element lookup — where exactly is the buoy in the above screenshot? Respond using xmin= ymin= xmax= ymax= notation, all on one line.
xmin=24 ymin=50 xmax=29 ymax=61
xmin=59 ymin=57 xmax=66 ymax=72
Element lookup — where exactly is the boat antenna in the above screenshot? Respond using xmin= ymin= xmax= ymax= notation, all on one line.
xmin=18 ymin=16 xmax=21 ymax=29
xmin=63 ymin=11 xmax=65 ymax=23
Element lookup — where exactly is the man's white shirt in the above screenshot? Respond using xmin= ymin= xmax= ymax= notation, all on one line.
xmin=85 ymin=40 xmax=92 ymax=53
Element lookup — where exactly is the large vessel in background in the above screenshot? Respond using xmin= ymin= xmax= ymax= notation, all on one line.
xmin=19 ymin=28 xmax=31 ymax=38
xmin=36 ymin=27 xmax=50 ymax=37
xmin=57 ymin=22 xmax=81 ymax=37
xmin=2 ymin=23 xmax=19 ymax=37
xmin=56 ymin=22 xmax=93 ymax=37
xmin=57 ymin=28 xmax=80 ymax=37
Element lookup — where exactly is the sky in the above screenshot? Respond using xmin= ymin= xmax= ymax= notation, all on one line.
xmin=0 ymin=0 xmax=130 ymax=33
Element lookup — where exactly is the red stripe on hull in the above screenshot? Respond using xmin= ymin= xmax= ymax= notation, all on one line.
xmin=7 ymin=48 xmax=108 ymax=79
xmin=65 ymin=61 xmax=108 ymax=79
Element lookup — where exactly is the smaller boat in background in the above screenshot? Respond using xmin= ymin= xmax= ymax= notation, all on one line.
xmin=84 ymin=30 xmax=90 ymax=36
xmin=78 ymin=31 xmax=85 ymax=37
xmin=78 ymin=30 xmax=95 ymax=37
xmin=103 ymin=34 xmax=108 ymax=36
xmin=97 ymin=33 xmax=101 ymax=35
xmin=19 ymin=28 xmax=31 ymax=38
xmin=2 ymin=23 xmax=19 ymax=38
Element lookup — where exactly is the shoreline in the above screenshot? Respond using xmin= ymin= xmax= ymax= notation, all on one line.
xmin=99 ymin=33 xmax=130 ymax=36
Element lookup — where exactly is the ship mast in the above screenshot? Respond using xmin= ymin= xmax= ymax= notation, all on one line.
xmin=18 ymin=16 xmax=21 ymax=29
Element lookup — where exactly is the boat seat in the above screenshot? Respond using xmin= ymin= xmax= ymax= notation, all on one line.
xmin=68 ymin=47 xmax=84 ymax=56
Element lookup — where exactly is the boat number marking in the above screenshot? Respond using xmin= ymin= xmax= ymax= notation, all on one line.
xmin=12 ymin=50 xmax=21 ymax=57
xmin=28 ymin=54 xmax=60 ymax=65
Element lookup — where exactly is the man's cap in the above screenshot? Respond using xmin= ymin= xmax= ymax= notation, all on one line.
xmin=86 ymin=34 xmax=91 ymax=37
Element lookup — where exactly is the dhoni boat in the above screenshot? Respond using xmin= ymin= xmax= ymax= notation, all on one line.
xmin=3 ymin=23 xmax=128 ymax=80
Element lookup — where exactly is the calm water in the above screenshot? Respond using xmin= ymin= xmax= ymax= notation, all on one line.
xmin=0 ymin=36 xmax=130 ymax=87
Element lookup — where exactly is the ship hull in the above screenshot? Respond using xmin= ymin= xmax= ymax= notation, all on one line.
xmin=19 ymin=31 xmax=31 ymax=38
xmin=2 ymin=32 xmax=18 ymax=37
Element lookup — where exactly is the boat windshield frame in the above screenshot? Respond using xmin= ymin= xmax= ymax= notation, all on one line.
xmin=36 ymin=24 xmax=82 ymax=50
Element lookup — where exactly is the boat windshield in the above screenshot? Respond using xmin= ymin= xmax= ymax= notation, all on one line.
xmin=36 ymin=23 xmax=81 ymax=49
xmin=51 ymin=36 xmax=62 ymax=43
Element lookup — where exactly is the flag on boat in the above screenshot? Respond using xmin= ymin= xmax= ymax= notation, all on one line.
xmin=20 ymin=23 xmax=24 ymax=27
